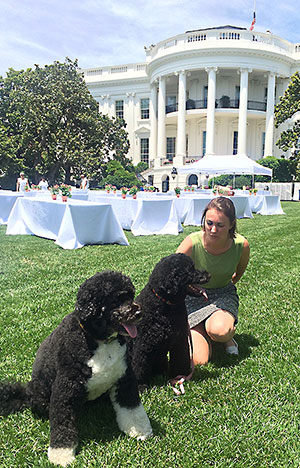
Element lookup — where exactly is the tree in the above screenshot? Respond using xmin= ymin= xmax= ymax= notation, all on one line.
xmin=0 ymin=59 xmax=130 ymax=186
xmin=275 ymin=71 xmax=300 ymax=180
xmin=100 ymin=160 xmax=140 ymax=189
xmin=256 ymin=156 xmax=296 ymax=182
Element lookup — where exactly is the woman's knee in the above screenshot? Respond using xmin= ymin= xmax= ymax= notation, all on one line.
xmin=205 ymin=310 xmax=235 ymax=342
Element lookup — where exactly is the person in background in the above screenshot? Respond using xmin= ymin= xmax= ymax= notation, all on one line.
xmin=176 ymin=197 xmax=250 ymax=365
xmin=16 ymin=172 xmax=29 ymax=192
xmin=38 ymin=177 xmax=49 ymax=191
xmin=80 ymin=174 xmax=89 ymax=190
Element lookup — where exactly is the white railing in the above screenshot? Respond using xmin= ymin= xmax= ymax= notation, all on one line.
xmin=146 ymin=28 xmax=294 ymax=60
xmin=83 ymin=62 xmax=147 ymax=79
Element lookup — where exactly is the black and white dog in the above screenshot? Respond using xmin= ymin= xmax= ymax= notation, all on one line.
xmin=0 ymin=271 xmax=152 ymax=467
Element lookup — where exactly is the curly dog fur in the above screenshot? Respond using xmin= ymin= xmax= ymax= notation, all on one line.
xmin=0 ymin=271 xmax=152 ymax=466
xmin=130 ymin=253 xmax=210 ymax=385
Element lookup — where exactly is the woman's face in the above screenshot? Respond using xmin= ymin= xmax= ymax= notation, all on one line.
xmin=204 ymin=208 xmax=233 ymax=241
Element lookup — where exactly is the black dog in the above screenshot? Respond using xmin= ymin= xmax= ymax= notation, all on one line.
xmin=0 ymin=271 xmax=152 ymax=467
xmin=130 ymin=254 xmax=210 ymax=387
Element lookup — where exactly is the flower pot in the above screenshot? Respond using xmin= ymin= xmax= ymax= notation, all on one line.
xmin=132 ymin=194 xmax=137 ymax=199
xmin=51 ymin=194 xmax=57 ymax=200
xmin=176 ymin=194 xmax=180 ymax=198
xmin=121 ymin=194 xmax=126 ymax=199
xmin=61 ymin=195 xmax=68 ymax=202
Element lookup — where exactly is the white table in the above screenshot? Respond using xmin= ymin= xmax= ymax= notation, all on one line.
xmin=131 ymin=198 xmax=182 ymax=236
xmin=88 ymin=193 xmax=139 ymax=230
xmin=254 ymin=195 xmax=285 ymax=215
xmin=0 ymin=191 xmax=23 ymax=224
xmin=6 ymin=197 xmax=129 ymax=249
xmin=88 ymin=194 xmax=182 ymax=235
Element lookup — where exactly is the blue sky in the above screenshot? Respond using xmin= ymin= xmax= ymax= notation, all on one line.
xmin=0 ymin=0 xmax=299 ymax=77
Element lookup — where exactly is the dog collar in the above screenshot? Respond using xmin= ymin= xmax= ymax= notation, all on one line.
xmin=151 ymin=288 xmax=177 ymax=306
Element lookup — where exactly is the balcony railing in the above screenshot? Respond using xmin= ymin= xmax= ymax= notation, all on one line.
xmin=165 ymin=98 xmax=266 ymax=113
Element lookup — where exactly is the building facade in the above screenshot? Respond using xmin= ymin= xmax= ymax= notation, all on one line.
xmin=83 ymin=26 xmax=300 ymax=190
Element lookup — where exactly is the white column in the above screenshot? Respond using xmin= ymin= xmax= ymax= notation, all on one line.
xmin=264 ymin=72 xmax=276 ymax=157
xmin=205 ymin=67 xmax=217 ymax=155
xmin=157 ymin=76 xmax=166 ymax=165
xmin=149 ymin=83 xmax=158 ymax=165
xmin=237 ymin=68 xmax=251 ymax=156
xmin=174 ymin=70 xmax=186 ymax=165
xmin=100 ymin=94 xmax=110 ymax=115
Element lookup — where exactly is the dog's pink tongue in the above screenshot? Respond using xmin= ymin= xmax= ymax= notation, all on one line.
xmin=122 ymin=324 xmax=137 ymax=338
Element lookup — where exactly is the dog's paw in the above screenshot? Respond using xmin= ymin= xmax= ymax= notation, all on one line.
xmin=136 ymin=428 xmax=153 ymax=440
xmin=48 ymin=446 xmax=76 ymax=467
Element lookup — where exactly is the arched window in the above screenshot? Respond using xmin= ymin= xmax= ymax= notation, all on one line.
xmin=188 ymin=174 xmax=198 ymax=186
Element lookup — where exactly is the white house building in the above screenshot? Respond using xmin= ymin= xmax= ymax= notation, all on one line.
xmin=82 ymin=25 xmax=300 ymax=191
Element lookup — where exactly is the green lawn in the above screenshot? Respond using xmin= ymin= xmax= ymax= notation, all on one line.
xmin=0 ymin=202 xmax=299 ymax=467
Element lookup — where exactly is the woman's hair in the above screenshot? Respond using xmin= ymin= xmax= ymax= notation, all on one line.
xmin=201 ymin=196 xmax=237 ymax=238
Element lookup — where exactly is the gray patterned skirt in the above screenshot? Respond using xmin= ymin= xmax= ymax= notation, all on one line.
xmin=186 ymin=282 xmax=239 ymax=329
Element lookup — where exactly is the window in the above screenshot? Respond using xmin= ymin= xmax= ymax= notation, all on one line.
xmin=202 ymin=131 xmax=206 ymax=156
xmin=140 ymin=138 xmax=149 ymax=165
xmin=115 ymin=100 xmax=124 ymax=119
xmin=140 ymin=98 xmax=149 ymax=119
xmin=166 ymin=137 xmax=176 ymax=161
xmin=262 ymin=132 xmax=266 ymax=156
xmin=233 ymin=131 xmax=238 ymax=155
xmin=166 ymin=96 xmax=177 ymax=113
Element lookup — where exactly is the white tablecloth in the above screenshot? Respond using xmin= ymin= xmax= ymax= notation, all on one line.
xmin=88 ymin=193 xmax=139 ymax=230
xmin=131 ymin=198 xmax=182 ymax=236
xmin=6 ymin=197 xmax=128 ymax=249
xmin=253 ymin=195 xmax=285 ymax=215
xmin=88 ymin=194 xmax=182 ymax=235
xmin=0 ymin=191 xmax=23 ymax=224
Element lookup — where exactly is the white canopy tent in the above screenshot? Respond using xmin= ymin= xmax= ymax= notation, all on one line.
xmin=178 ymin=154 xmax=272 ymax=177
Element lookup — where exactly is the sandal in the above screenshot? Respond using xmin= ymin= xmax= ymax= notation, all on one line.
xmin=225 ymin=338 xmax=239 ymax=355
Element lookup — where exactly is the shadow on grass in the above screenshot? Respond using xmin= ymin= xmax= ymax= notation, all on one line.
xmin=77 ymin=393 xmax=162 ymax=445
xmin=210 ymin=333 xmax=260 ymax=369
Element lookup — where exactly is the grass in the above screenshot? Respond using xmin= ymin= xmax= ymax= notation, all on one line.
xmin=0 ymin=201 xmax=299 ymax=467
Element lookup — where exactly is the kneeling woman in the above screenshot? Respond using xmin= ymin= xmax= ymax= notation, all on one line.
xmin=176 ymin=196 xmax=250 ymax=364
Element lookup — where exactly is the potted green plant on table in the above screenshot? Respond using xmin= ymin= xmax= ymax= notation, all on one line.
xmin=174 ymin=187 xmax=181 ymax=197
xmin=60 ymin=184 xmax=72 ymax=202
xmin=121 ymin=187 xmax=128 ymax=199
xmin=50 ymin=185 xmax=60 ymax=200
xmin=129 ymin=186 xmax=139 ymax=199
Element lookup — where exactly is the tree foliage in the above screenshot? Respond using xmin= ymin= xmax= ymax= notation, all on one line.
xmin=256 ymin=156 xmax=296 ymax=182
xmin=275 ymin=71 xmax=300 ymax=180
xmin=0 ymin=58 xmax=130 ymax=186
xmin=100 ymin=160 xmax=140 ymax=189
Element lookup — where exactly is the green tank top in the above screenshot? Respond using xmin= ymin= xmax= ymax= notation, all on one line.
xmin=190 ymin=231 xmax=245 ymax=289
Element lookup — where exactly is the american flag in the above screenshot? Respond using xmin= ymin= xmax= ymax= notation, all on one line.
xmin=249 ymin=11 xmax=256 ymax=31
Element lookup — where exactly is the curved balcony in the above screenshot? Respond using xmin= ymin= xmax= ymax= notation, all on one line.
xmin=165 ymin=98 xmax=266 ymax=114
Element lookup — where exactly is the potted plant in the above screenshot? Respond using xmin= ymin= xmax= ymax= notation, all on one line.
xmin=121 ymin=187 xmax=128 ymax=199
xmin=174 ymin=187 xmax=181 ymax=197
xmin=60 ymin=184 xmax=72 ymax=202
xmin=24 ymin=183 xmax=30 ymax=192
xmin=105 ymin=184 xmax=111 ymax=193
xmin=129 ymin=186 xmax=138 ymax=199
xmin=111 ymin=185 xmax=117 ymax=194
xmin=50 ymin=185 xmax=60 ymax=200
xmin=252 ymin=188 xmax=258 ymax=195
xmin=212 ymin=187 xmax=218 ymax=195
